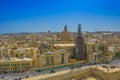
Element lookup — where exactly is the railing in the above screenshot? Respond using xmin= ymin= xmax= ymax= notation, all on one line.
xmin=34 ymin=61 xmax=86 ymax=72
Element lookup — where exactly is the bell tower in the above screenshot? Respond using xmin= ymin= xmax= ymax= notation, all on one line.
xmin=75 ymin=24 xmax=86 ymax=60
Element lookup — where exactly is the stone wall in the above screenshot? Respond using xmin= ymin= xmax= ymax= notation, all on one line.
xmin=42 ymin=68 xmax=92 ymax=80
xmin=26 ymin=67 xmax=120 ymax=80
xmin=92 ymin=68 xmax=120 ymax=80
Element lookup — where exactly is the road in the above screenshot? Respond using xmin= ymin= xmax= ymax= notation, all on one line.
xmin=0 ymin=67 xmax=70 ymax=80
xmin=23 ymin=66 xmax=95 ymax=80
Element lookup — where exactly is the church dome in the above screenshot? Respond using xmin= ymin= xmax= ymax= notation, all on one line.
xmin=59 ymin=25 xmax=71 ymax=42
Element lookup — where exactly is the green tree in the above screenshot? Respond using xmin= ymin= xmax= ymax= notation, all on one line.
xmin=115 ymin=52 xmax=120 ymax=58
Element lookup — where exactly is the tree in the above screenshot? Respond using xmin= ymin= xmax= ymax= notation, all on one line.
xmin=115 ymin=52 xmax=120 ymax=58
xmin=15 ymin=54 xmax=19 ymax=57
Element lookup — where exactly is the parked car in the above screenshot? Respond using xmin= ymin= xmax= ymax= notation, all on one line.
xmin=50 ymin=70 xmax=56 ymax=73
xmin=13 ymin=78 xmax=18 ymax=80
xmin=1 ymin=76 xmax=4 ymax=78
xmin=25 ymin=75 xmax=31 ymax=78
xmin=69 ymin=66 xmax=74 ymax=69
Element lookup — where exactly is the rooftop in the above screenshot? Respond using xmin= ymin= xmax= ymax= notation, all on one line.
xmin=54 ymin=43 xmax=75 ymax=47
xmin=0 ymin=57 xmax=32 ymax=62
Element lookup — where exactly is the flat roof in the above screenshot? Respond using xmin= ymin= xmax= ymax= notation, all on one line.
xmin=0 ymin=57 xmax=32 ymax=62
xmin=54 ymin=44 xmax=75 ymax=47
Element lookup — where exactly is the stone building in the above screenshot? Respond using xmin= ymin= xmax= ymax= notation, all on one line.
xmin=0 ymin=57 xmax=32 ymax=72
xmin=34 ymin=49 xmax=70 ymax=67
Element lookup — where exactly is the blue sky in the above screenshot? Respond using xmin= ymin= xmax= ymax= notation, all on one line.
xmin=0 ymin=0 xmax=120 ymax=33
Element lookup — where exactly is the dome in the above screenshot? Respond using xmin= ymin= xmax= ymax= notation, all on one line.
xmin=59 ymin=25 xmax=71 ymax=42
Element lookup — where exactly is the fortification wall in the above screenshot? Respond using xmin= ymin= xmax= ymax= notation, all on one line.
xmin=42 ymin=68 xmax=92 ymax=80
xmin=24 ymin=66 xmax=120 ymax=80
xmin=92 ymin=68 xmax=120 ymax=80
xmin=43 ymin=68 xmax=120 ymax=80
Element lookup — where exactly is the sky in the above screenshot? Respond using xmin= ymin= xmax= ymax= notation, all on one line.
xmin=0 ymin=0 xmax=120 ymax=33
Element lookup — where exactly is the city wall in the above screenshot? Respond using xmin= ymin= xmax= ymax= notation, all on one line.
xmin=41 ymin=68 xmax=120 ymax=80
xmin=41 ymin=68 xmax=92 ymax=80
xmin=24 ymin=67 xmax=120 ymax=80
xmin=92 ymin=68 xmax=120 ymax=80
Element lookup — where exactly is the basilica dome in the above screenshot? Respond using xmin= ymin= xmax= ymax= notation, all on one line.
xmin=59 ymin=25 xmax=72 ymax=43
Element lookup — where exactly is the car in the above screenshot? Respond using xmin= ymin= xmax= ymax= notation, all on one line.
xmin=19 ymin=77 xmax=22 ymax=80
xmin=25 ymin=75 xmax=32 ymax=78
xmin=69 ymin=66 xmax=74 ymax=69
xmin=17 ymin=71 xmax=21 ymax=73
xmin=4 ymin=72 xmax=7 ymax=74
xmin=13 ymin=78 xmax=18 ymax=80
xmin=50 ymin=70 xmax=56 ymax=73
xmin=25 ymin=75 xmax=29 ymax=78
xmin=21 ymin=70 xmax=24 ymax=73
xmin=1 ymin=76 xmax=4 ymax=78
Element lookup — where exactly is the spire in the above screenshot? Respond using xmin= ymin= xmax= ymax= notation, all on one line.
xmin=64 ymin=24 xmax=68 ymax=31
xmin=75 ymin=24 xmax=86 ymax=60
xmin=78 ymin=24 xmax=81 ymax=33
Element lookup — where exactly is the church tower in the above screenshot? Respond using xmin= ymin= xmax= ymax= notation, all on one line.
xmin=75 ymin=24 xmax=86 ymax=60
